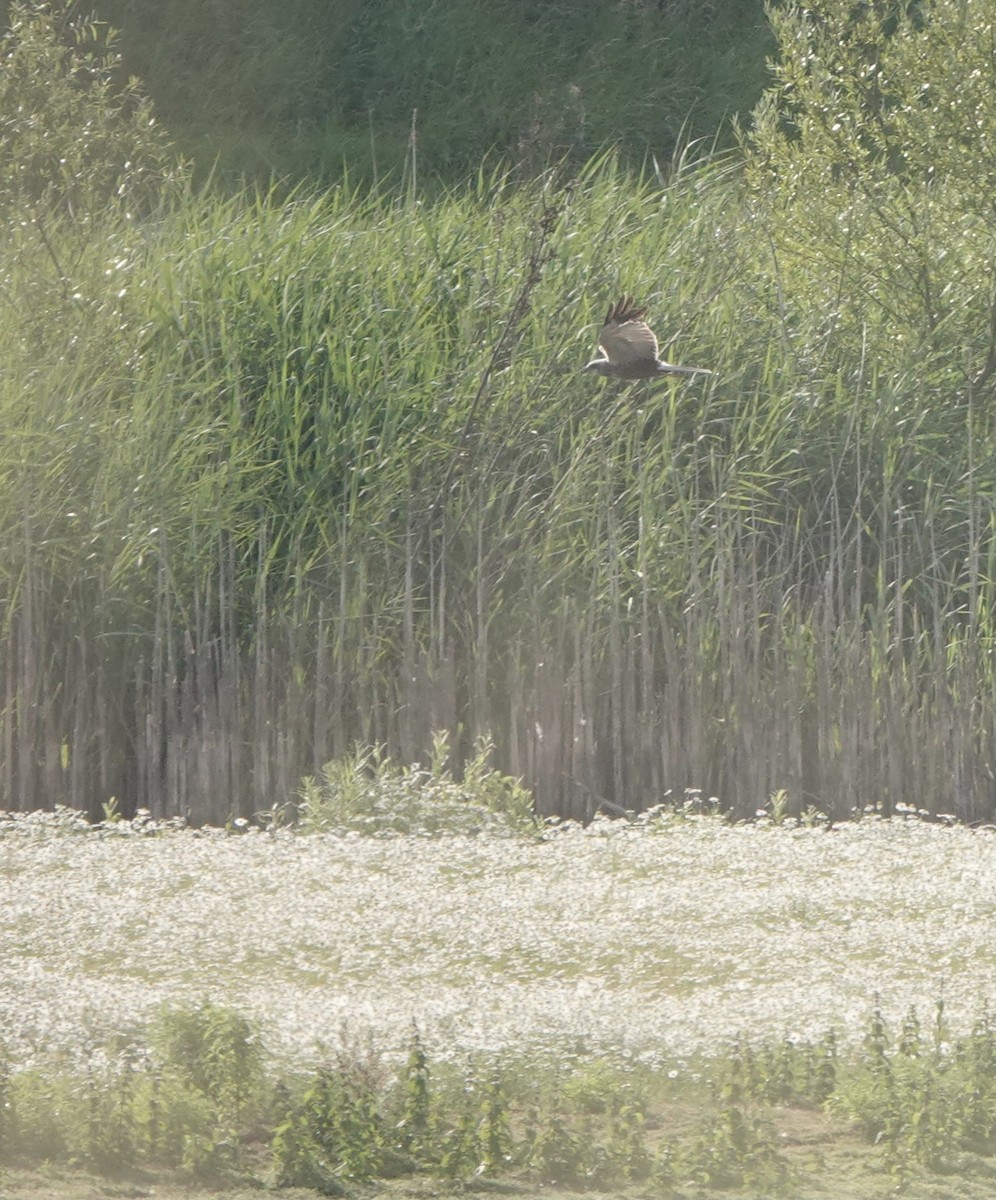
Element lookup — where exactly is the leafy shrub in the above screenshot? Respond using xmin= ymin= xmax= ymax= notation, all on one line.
xmin=3 ymin=996 xmax=996 ymax=1190
xmin=273 ymin=1065 xmax=387 ymax=1188
xmin=524 ymin=1107 xmax=595 ymax=1186
xmin=132 ymin=1070 xmax=216 ymax=1171
xmin=395 ymin=1026 xmax=431 ymax=1160
xmin=81 ymin=1057 xmax=142 ymax=1169
xmin=685 ymin=1102 xmax=788 ymax=1192
xmin=728 ymin=1029 xmax=839 ymax=1108
xmin=5 ymin=1069 xmax=72 ymax=1161
xmin=519 ymin=1061 xmax=657 ymax=1188
xmin=0 ymin=1001 xmax=266 ymax=1174
xmin=0 ymin=0 xmax=182 ymax=285
xmin=748 ymin=0 xmax=996 ymax=384
xmin=273 ymin=1028 xmax=427 ymax=1189
xmin=296 ymin=730 xmax=538 ymax=836
xmin=0 ymin=1040 xmax=9 ymax=1158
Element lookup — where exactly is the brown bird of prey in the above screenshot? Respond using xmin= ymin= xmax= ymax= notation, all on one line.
xmin=583 ymin=296 xmax=712 ymax=380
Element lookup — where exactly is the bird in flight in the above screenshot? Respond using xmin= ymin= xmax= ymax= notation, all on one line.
xmin=583 ymin=296 xmax=712 ymax=380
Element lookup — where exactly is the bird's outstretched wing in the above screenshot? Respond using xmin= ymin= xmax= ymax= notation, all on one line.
xmin=597 ymin=295 xmax=660 ymax=368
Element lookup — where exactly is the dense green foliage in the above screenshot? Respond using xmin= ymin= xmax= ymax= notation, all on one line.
xmin=2 ymin=997 xmax=994 ymax=1191
xmin=0 ymin=2 xmax=180 ymax=218
xmin=751 ymin=0 xmax=996 ymax=385
xmin=3 ymin=0 xmax=996 ymax=821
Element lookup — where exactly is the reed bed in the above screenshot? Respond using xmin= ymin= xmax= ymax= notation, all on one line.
xmin=2 ymin=143 xmax=996 ymax=823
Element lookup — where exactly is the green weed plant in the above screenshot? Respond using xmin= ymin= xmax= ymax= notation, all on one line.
xmin=3 ymin=998 xmax=996 ymax=1190
xmin=3 ymin=997 xmax=995 ymax=1190
xmin=829 ymin=999 xmax=996 ymax=1176
xmin=1 ymin=1000 xmax=265 ymax=1176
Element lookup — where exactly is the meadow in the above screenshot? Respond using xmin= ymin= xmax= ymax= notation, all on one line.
xmin=2 ymin=805 xmax=996 ymax=1194
xmin=4 ymin=807 xmax=996 ymax=1070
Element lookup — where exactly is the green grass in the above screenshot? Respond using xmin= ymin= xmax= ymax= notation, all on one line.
xmin=3 ymin=803 xmax=996 ymax=1194
xmin=5 ymin=7 xmax=996 ymax=1197
xmin=5 ymin=1162 xmax=993 ymax=1200
xmin=3 ymin=808 xmax=995 ymax=1087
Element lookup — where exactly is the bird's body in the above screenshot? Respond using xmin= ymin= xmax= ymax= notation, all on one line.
xmin=583 ymin=296 xmax=711 ymax=380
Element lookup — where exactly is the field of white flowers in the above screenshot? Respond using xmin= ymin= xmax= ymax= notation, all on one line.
xmin=2 ymin=811 xmax=995 ymax=1072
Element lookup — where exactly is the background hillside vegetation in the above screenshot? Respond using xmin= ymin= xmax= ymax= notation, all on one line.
xmin=81 ymin=0 xmax=772 ymax=185
xmin=2 ymin=0 xmax=996 ymax=823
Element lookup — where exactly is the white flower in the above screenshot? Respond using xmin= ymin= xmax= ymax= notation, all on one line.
xmin=1 ymin=814 xmax=993 ymax=1071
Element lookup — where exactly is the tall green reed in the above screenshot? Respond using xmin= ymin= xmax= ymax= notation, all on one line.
xmin=2 ymin=149 xmax=995 ymax=822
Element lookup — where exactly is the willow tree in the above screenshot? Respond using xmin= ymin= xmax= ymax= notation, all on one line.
xmin=748 ymin=0 xmax=996 ymax=381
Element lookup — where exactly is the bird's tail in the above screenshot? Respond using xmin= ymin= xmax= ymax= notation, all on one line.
xmin=661 ymin=363 xmax=712 ymax=377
